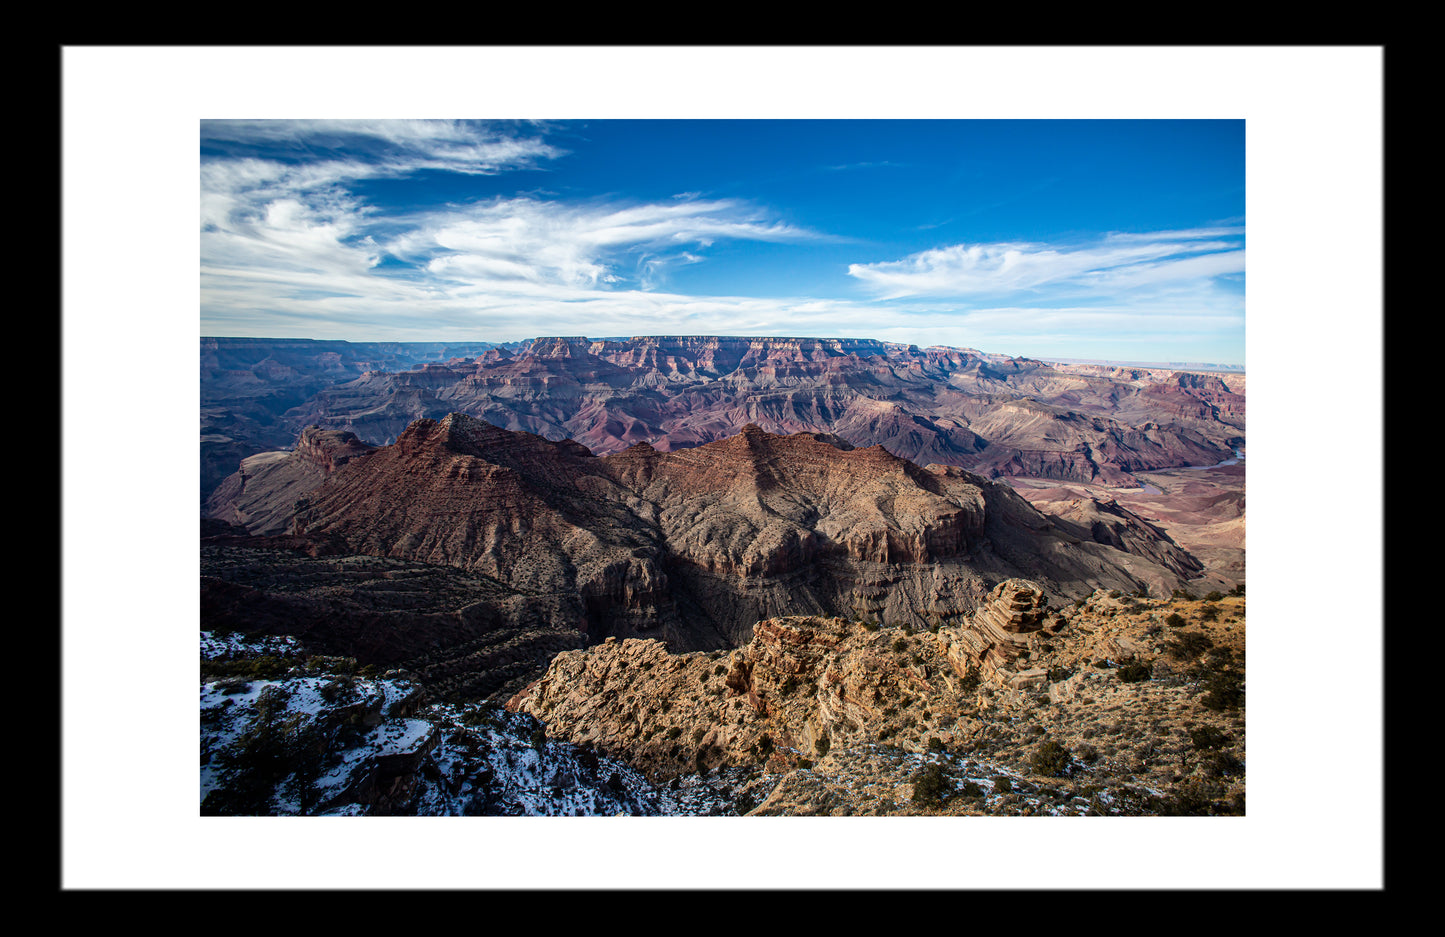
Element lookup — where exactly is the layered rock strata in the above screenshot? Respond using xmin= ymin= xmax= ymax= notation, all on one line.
xmin=942 ymin=579 xmax=1053 ymax=689
xmin=260 ymin=335 xmax=1243 ymax=486
xmin=204 ymin=427 xmax=376 ymax=535
xmin=210 ymin=414 xmax=1202 ymax=655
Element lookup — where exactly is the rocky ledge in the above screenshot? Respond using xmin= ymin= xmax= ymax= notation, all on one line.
xmin=508 ymin=585 xmax=1246 ymax=815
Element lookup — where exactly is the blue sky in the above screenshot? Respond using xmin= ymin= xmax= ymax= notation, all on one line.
xmin=200 ymin=118 xmax=1245 ymax=364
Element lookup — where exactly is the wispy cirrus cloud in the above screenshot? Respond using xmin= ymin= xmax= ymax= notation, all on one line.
xmin=847 ymin=228 xmax=1244 ymax=301
xmin=201 ymin=120 xmax=824 ymax=322
xmin=402 ymin=196 xmax=819 ymax=291
xmin=201 ymin=119 xmax=564 ymax=176
xmin=199 ymin=120 xmax=567 ymax=291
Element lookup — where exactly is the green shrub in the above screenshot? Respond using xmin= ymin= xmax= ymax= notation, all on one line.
xmin=1206 ymin=646 xmax=1236 ymax=666
xmin=1117 ymin=659 xmax=1152 ymax=683
xmin=1030 ymin=739 xmax=1073 ymax=778
xmin=1203 ymin=751 xmax=1244 ymax=778
xmin=960 ymin=780 xmax=983 ymax=798
xmin=911 ymin=762 xmax=951 ymax=806
xmin=1200 ymin=672 xmax=1244 ymax=711
xmin=1165 ymin=612 xmax=1185 ymax=627
xmin=891 ymin=637 xmax=908 ymax=653
xmin=815 ymin=735 xmax=830 ymax=756
xmin=1166 ymin=631 xmax=1215 ymax=660
xmin=1189 ymin=726 xmax=1231 ymax=749
xmin=1158 ymin=780 xmax=1238 ymax=816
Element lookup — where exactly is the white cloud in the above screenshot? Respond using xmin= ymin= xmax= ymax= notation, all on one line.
xmin=374 ymin=196 xmax=817 ymax=293
xmin=847 ymin=228 xmax=1245 ymax=301
xmin=201 ymin=119 xmax=563 ymax=176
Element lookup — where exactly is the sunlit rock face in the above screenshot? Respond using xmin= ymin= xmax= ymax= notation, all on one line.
xmin=210 ymin=414 xmax=1190 ymax=658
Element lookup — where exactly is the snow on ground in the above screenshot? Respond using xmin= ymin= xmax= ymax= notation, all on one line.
xmin=200 ymin=631 xmax=302 ymax=661
xmin=200 ymin=671 xmax=725 ymax=817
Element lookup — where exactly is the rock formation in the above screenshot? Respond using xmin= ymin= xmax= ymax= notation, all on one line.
xmin=205 ymin=335 xmax=1244 ymax=496
xmin=204 ymin=427 xmax=376 ymax=535
xmin=942 ymin=579 xmax=1053 ymax=688
xmin=506 ymin=590 xmax=1247 ymax=816
xmin=200 ymin=337 xmax=507 ymax=501
xmin=208 ymin=414 xmax=1204 ymax=659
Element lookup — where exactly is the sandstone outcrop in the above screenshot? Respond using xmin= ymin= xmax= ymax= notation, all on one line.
xmin=506 ymin=591 xmax=1246 ymax=815
xmin=942 ymin=579 xmax=1054 ymax=687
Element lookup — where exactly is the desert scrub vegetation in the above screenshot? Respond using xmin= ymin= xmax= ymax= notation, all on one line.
xmin=202 ymin=689 xmax=329 ymax=816
xmin=1116 ymin=659 xmax=1152 ymax=683
xmin=201 ymin=655 xmax=293 ymax=680
xmin=1165 ymin=631 xmax=1215 ymax=661
xmin=1030 ymin=739 xmax=1073 ymax=778
xmin=911 ymin=761 xmax=952 ymax=807
xmin=1199 ymin=671 xmax=1245 ymax=712
xmin=1157 ymin=780 xmax=1244 ymax=816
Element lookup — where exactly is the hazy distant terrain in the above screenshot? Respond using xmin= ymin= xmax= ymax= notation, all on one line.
xmin=201 ymin=337 xmax=513 ymax=499
xmin=201 ymin=335 xmax=1244 ymax=502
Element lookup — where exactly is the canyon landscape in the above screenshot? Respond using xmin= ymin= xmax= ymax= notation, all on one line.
xmin=175 ymin=114 xmax=1267 ymax=855
xmin=55 ymin=52 xmax=1391 ymax=893
xmin=200 ymin=335 xmax=1246 ymax=817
